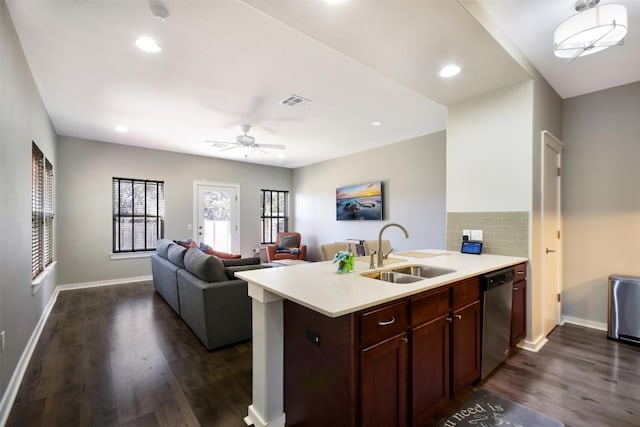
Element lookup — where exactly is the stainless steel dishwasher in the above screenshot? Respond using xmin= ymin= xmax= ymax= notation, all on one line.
xmin=480 ymin=267 xmax=514 ymax=379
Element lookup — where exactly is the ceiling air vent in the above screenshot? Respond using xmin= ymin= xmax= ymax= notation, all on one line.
xmin=280 ymin=94 xmax=312 ymax=107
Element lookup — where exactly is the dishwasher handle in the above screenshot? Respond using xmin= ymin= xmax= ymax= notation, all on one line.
xmin=481 ymin=268 xmax=514 ymax=291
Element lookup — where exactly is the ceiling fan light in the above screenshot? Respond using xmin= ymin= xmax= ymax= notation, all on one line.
xmin=553 ymin=4 xmax=628 ymax=59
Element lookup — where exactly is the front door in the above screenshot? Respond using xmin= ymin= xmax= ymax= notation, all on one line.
xmin=195 ymin=183 xmax=239 ymax=253
xmin=541 ymin=131 xmax=563 ymax=337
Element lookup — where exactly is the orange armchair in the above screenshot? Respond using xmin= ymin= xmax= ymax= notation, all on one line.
xmin=266 ymin=232 xmax=307 ymax=262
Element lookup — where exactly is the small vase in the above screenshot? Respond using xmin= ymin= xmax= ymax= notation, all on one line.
xmin=337 ymin=261 xmax=347 ymax=274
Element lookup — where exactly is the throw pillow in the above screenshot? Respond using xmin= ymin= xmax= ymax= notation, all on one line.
xmin=183 ymin=247 xmax=227 ymax=283
xmin=279 ymin=234 xmax=300 ymax=249
xmin=167 ymin=244 xmax=187 ymax=268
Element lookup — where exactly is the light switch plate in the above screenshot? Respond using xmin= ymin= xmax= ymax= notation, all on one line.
xmin=462 ymin=229 xmax=471 ymax=240
xmin=471 ymin=229 xmax=483 ymax=241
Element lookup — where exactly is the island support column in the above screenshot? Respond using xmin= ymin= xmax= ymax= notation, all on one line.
xmin=244 ymin=282 xmax=286 ymax=427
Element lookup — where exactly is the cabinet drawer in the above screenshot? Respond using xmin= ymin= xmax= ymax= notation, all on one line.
xmin=411 ymin=287 xmax=450 ymax=325
xmin=451 ymin=277 xmax=480 ymax=309
xmin=513 ymin=263 xmax=527 ymax=282
xmin=361 ymin=301 xmax=408 ymax=348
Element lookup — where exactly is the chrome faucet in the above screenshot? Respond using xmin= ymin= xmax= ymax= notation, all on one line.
xmin=377 ymin=223 xmax=409 ymax=268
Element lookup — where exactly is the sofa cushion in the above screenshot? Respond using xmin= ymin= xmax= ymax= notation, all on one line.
xmin=156 ymin=239 xmax=173 ymax=259
xmin=279 ymin=234 xmax=300 ymax=249
xmin=199 ymin=243 xmax=241 ymax=259
xmin=167 ymin=244 xmax=187 ymax=268
xmin=184 ymin=247 xmax=227 ymax=283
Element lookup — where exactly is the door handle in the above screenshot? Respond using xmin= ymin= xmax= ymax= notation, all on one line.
xmin=545 ymin=247 xmax=556 ymax=254
xmin=454 ymin=314 xmax=462 ymax=320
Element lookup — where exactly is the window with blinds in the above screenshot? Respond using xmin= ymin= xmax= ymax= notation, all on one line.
xmin=112 ymin=178 xmax=165 ymax=253
xmin=32 ymin=142 xmax=54 ymax=279
xmin=260 ymin=189 xmax=289 ymax=244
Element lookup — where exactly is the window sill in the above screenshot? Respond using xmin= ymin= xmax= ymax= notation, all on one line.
xmin=110 ymin=251 xmax=154 ymax=260
xmin=32 ymin=261 xmax=57 ymax=294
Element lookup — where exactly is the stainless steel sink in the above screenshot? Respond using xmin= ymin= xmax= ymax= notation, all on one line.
xmin=391 ymin=265 xmax=456 ymax=279
xmin=364 ymin=270 xmax=423 ymax=284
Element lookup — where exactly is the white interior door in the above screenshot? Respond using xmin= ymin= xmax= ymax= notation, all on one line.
xmin=541 ymin=131 xmax=563 ymax=336
xmin=195 ymin=183 xmax=239 ymax=253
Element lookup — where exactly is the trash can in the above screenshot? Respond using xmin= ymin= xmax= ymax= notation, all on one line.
xmin=608 ymin=274 xmax=640 ymax=344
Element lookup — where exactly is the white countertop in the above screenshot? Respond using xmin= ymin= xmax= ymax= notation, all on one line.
xmin=236 ymin=250 xmax=527 ymax=318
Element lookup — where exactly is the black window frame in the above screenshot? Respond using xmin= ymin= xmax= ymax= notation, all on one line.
xmin=112 ymin=177 xmax=165 ymax=253
xmin=32 ymin=142 xmax=54 ymax=279
xmin=260 ymin=189 xmax=289 ymax=244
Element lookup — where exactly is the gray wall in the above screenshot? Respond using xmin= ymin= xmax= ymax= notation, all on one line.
xmin=562 ymin=81 xmax=640 ymax=324
xmin=293 ymin=131 xmax=447 ymax=261
xmin=57 ymin=137 xmax=292 ymax=285
xmin=0 ymin=0 xmax=58 ymax=400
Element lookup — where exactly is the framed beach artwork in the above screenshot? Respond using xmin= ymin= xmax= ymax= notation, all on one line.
xmin=336 ymin=181 xmax=383 ymax=221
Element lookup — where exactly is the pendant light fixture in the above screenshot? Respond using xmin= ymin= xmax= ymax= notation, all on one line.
xmin=554 ymin=0 xmax=628 ymax=61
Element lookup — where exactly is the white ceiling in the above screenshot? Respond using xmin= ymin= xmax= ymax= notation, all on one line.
xmin=6 ymin=0 xmax=639 ymax=168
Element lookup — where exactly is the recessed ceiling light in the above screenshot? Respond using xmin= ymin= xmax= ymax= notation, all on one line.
xmin=371 ymin=121 xmax=383 ymax=126
xmin=135 ymin=37 xmax=161 ymax=53
xmin=115 ymin=125 xmax=128 ymax=133
xmin=277 ymin=153 xmax=285 ymax=159
xmin=439 ymin=64 xmax=461 ymax=78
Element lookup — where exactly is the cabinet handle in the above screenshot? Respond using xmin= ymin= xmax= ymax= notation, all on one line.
xmin=513 ymin=287 xmax=518 ymax=290
xmin=400 ymin=337 xmax=408 ymax=343
xmin=516 ymin=270 xmax=525 ymax=274
xmin=454 ymin=314 xmax=462 ymax=320
xmin=378 ymin=317 xmax=396 ymax=326
xmin=445 ymin=317 xmax=453 ymax=323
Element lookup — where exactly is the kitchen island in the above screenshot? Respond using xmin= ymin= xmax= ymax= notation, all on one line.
xmin=236 ymin=249 xmax=527 ymax=427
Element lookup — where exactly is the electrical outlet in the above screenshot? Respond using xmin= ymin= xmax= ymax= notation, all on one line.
xmin=462 ymin=229 xmax=471 ymax=241
xmin=187 ymin=224 xmax=193 ymax=230
xmin=471 ymin=229 xmax=483 ymax=241
xmin=1 ymin=330 xmax=5 ymax=352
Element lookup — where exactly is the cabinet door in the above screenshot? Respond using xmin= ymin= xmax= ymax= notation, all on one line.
xmin=361 ymin=333 xmax=408 ymax=427
xmin=411 ymin=316 xmax=450 ymax=426
xmin=510 ymin=281 xmax=526 ymax=347
xmin=451 ymin=301 xmax=481 ymax=395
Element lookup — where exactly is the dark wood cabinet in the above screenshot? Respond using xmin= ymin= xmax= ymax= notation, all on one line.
xmin=283 ymin=274 xmax=486 ymax=426
xmin=510 ymin=262 xmax=527 ymax=348
xmin=361 ymin=333 xmax=408 ymax=427
xmin=451 ymin=301 xmax=481 ymax=395
xmin=411 ymin=315 xmax=450 ymax=425
xmin=410 ymin=277 xmax=480 ymax=425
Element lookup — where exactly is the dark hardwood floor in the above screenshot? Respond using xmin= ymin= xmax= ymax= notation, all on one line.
xmin=478 ymin=323 xmax=640 ymax=427
xmin=7 ymin=282 xmax=640 ymax=426
xmin=7 ymin=281 xmax=251 ymax=427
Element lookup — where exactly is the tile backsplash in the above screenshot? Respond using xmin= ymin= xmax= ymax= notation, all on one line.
xmin=447 ymin=211 xmax=529 ymax=257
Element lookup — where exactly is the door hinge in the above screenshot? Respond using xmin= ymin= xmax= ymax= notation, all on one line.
xmin=557 ymin=293 xmax=561 ymax=302
xmin=557 ymin=230 xmax=561 ymax=239
xmin=557 ymin=167 xmax=562 ymax=177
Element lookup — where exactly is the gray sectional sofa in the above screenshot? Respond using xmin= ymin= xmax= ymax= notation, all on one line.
xmin=151 ymin=239 xmax=267 ymax=350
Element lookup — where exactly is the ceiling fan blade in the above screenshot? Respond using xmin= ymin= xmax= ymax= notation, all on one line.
xmin=255 ymin=143 xmax=285 ymax=150
xmin=206 ymin=140 xmax=244 ymax=150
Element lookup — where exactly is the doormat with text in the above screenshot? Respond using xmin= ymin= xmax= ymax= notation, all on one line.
xmin=438 ymin=389 xmax=565 ymax=427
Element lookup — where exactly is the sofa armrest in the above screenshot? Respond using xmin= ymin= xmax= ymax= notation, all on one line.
xmin=225 ymin=264 xmax=271 ymax=279
xmin=222 ymin=257 xmax=261 ymax=267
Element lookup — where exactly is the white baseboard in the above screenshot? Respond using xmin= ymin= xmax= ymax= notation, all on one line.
xmin=518 ymin=334 xmax=549 ymax=353
xmin=57 ymin=275 xmax=152 ymax=291
xmin=0 ymin=275 xmax=153 ymax=425
xmin=561 ymin=315 xmax=608 ymax=332
xmin=0 ymin=285 xmax=59 ymax=426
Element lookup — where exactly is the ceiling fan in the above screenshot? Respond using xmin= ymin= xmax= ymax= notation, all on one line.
xmin=207 ymin=124 xmax=285 ymax=158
